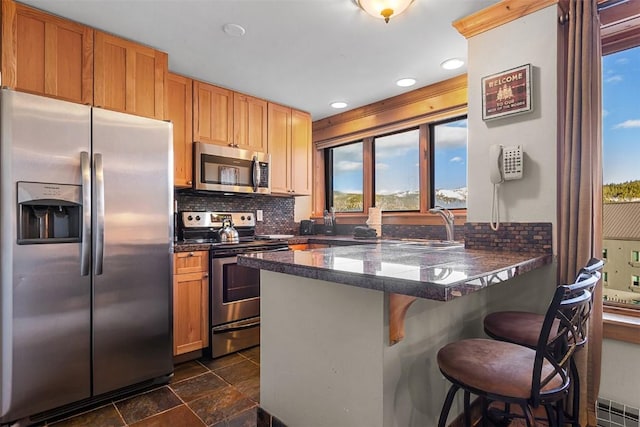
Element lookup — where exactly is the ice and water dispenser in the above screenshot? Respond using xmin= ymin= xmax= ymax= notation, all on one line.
xmin=17 ymin=182 xmax=82 ymax=244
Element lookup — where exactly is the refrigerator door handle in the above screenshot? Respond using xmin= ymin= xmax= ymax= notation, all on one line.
xmin=94 ymin=153 xmax=105 ymax=275
xmin=80 ymin=151 xmax=91 ymax=276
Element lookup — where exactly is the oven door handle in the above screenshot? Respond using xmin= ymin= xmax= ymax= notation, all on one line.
xmin=212 ymin=318 xmax=260 ymax=334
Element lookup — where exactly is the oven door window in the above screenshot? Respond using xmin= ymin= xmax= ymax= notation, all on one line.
xmin=222 ymin=263 xmax=260 ymax=302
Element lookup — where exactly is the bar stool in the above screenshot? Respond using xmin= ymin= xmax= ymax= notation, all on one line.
xmin=483 ymin=258 xmax=603 ymax=425
xmin=437 ymin=273 xmax=597 ymax=427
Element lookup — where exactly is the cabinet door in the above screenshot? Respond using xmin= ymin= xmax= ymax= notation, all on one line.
xmin=166 ymin=73 xmax=193 ymax=188
xmin=94 ymin=31 xmax=167 ymax=119
xmin=173 ymin=271 xmax=209 ymax=355
xmin=1 ymin=1 xmax=93 ymax=104
xmin=291 ymin=109 xmax=312 ymax=195
xmin=193 ymin=81 xmax=233 ymax=146
xmin=234 ymin=93 xmax=267 ymax=152
xmin=267 ymin=103 xmax=292 ymax=194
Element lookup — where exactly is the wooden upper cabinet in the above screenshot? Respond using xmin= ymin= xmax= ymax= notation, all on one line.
xmin=234 ymin=93 xmax=267 ymax=152
xmin=291 ymin=109 xmax=312 ymax=195
xmin=94 ymin=31 xmax=167 ymax=120
xmin=166 ymin=73 xmax=193 ymax=188
xmin=1 ymin=0 xmax=93 ymax=104
xmin=193 ymin=81 xmax=233 ymax=146
xmin=268 ymin=103 xmax=292 ymax=194
xmin=267 ymin=103 xmax=312 ymax=196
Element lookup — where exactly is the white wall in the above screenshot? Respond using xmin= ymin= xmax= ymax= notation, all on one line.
xmin=467 ymin=6 xmax=559 ymax=252
xmin=601 ymin=339 xmax=640 ymax=408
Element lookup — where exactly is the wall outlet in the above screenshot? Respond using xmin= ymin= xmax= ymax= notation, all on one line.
xmin=256 ymin=210 xmax=263 ymax=222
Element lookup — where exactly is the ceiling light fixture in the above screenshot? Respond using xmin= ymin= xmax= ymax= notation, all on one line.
xmin=330 ymin=101 xmax=348 ymax=109
xmin=355 ymin=0 xmax=415 ymax=24
xmin=440 ymin=58 xmax=464 ymax=70
xmin=396 ymin=78 xmax=416 ymax=87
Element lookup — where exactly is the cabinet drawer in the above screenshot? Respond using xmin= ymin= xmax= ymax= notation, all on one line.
xmin=173 ymin=251 xmax=208 ymax=274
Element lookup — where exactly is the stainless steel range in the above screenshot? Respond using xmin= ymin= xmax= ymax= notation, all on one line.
xmin=178 ymin=211 xmax=289 ymax=358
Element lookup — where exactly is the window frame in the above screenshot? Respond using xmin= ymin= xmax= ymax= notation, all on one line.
xmin=601 ymin=20 xmax=640 ymax=339
xmin=322 ymin=116 xmax=467 ymax=221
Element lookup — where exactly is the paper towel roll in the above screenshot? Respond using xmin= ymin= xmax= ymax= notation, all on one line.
xmin=366 ymin=207 xmax=382 ymax=236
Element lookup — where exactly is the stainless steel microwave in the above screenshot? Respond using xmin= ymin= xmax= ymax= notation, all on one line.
xmin=194 ymin=142 xmax=271 ymax=194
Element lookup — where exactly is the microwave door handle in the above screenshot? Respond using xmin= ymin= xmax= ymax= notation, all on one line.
xmin=252 ymin=155 xmax=260 ymax=192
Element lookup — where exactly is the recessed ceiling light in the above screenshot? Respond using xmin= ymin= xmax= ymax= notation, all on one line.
xmin=441 ymin=58 xmax=464 ymax=70
xmin=223 ymin=23 xmax=246 ymax=37
xmin=330 ymin=101 xmax=348 ymax=109
xmin=396 ymin=78 xmax=416 ymax=87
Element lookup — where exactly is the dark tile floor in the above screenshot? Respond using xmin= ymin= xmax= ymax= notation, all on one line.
xmin=42 ymin=346 xmax=280 ymax=427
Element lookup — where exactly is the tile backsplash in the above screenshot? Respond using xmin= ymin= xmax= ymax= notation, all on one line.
xmin=175 ymin=190 xmax=297 ymax=235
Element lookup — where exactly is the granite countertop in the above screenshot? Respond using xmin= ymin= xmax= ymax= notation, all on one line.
xmin=237 ymin=242 xmax=552 ymax=301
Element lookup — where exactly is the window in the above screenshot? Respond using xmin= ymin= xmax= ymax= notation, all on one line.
xmin=602 ymin=44 xmax=640 ymax=309
xmin=432 ymin=118 xmax=468 ymax=209
xmin=328 ymin=141 xmax=364 ymax=212
xmin=324 ymin=116 xmax=468 ymax=214
xmin=374 ymin=129 xmax=420 ymax=211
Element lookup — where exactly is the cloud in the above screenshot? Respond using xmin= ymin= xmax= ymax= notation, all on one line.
xmin=613 ymin=119 xmax=640 ymax=129
xmin=375 ymin=129 xmax=419 ymax=160
xmin=376 ymin=162 xmax=390 ymax=170
xmin=615 ymin=57 xmax=630 ymax=65
xmin=434 ymin=122 xmax=467 ymax=148
xmin=603 ymin=109 xmax=609 ymax=118
xmin=334 ymin=160 xmax=362 ymax=172
xmin=606 ymin=75 xmax=623 ymax=83
xmin=449 ymin=156 xmax=463 ymax=163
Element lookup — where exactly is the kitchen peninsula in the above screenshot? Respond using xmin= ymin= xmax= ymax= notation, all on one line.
xmin=238 ymin=242 xmax=552 ymax=427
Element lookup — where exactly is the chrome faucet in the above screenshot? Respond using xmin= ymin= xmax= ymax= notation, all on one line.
xmin=429 ymin=206 xmax=455 ymax=242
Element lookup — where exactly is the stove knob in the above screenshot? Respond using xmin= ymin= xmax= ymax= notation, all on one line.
xmin=241 ymin=216 xmax=246 ymax=221
xmin=187 ymin=215 xmax=193 ymax=221
xmin=247 ymin=215 xmax=252 ymax=221
xmin=195 ymin=215 xmax=201 ymax=221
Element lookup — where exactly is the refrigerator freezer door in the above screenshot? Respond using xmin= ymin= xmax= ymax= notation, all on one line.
xmin=0 ymin=90 xmax=92 ymax=422
xmin=90 ymin=108 xmax=173 ymax=395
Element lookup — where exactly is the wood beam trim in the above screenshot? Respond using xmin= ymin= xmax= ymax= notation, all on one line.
xmin=452 ymin=0 xmax=559 ymax=39
xmin=313 ymin=74 xmax=467 ymax=133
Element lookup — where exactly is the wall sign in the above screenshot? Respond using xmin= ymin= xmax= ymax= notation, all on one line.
xmin=482 ymin=64 xmax=532 ymax=121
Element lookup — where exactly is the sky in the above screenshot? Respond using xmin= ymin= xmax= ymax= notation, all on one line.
xmin=332 ymin=119 xmax=468 ymax=194
xmin=602 ymin=45 xmax=640 ymax=185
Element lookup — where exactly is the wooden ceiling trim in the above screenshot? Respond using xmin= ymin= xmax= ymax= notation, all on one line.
xmin=452 ymin=0 xmax=558 ymax=39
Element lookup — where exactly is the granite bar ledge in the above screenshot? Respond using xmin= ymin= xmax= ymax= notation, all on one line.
xmin=237 ymin=243 xmax=552 ymax=301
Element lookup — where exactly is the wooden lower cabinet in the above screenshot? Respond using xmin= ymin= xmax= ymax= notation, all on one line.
xmin=173 ymin=251 xmax=209 ymax=356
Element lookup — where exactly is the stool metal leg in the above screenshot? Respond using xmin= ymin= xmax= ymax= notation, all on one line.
xmin=464 ymin=390 xmax=471 ymax=427
xmin=438 ymin=384 xmax=460 ymax=427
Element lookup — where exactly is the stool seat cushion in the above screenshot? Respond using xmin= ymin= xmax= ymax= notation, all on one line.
xmin=484 ymin=311 xmax=545 ymax=348
xmin=437 ymin=339 xmax=563 ymax=400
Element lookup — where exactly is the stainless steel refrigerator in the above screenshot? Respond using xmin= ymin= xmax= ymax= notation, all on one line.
xmin=0 ymin=89 xmax=173 ymax=424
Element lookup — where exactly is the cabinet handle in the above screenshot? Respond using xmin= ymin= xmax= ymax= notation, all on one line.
xmin=203 ymin=273 xmax=209 ymax=278
xmin=187 ymin=181 xmax=192 ymax=185
xmin=188 ymin=252 xmax=194 ymax=257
